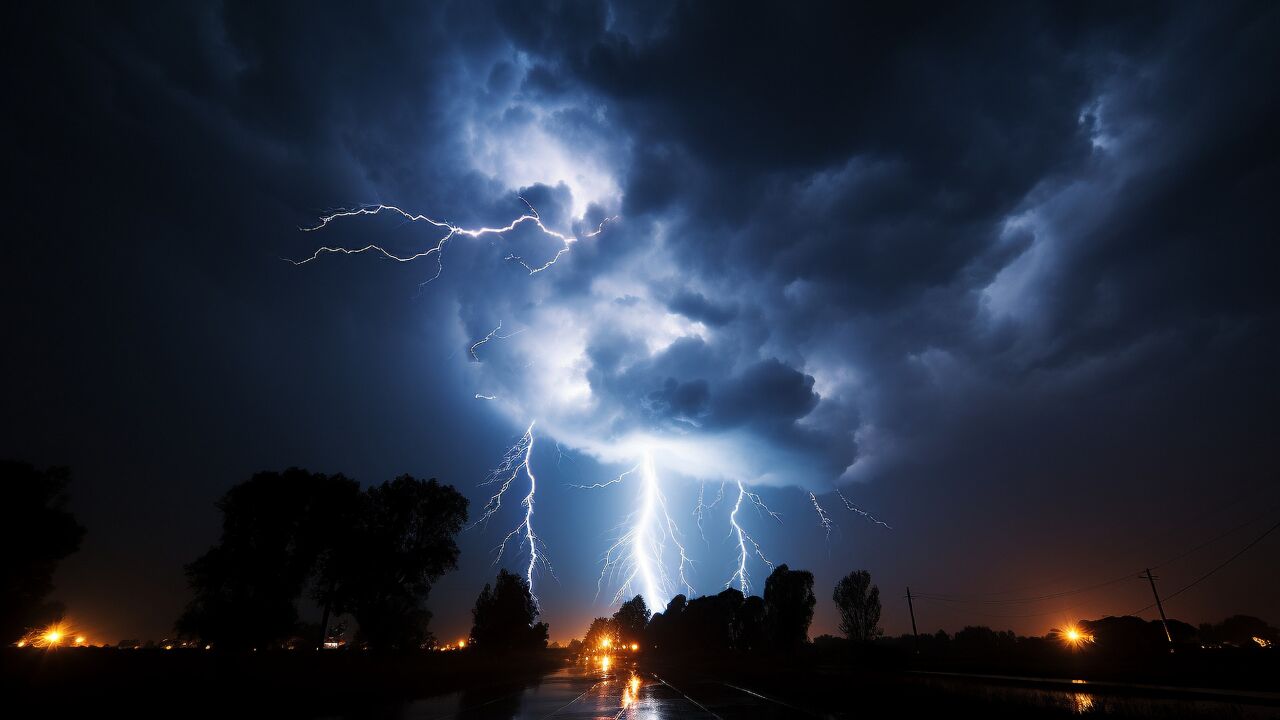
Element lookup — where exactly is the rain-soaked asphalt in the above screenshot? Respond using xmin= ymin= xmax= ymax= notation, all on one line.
xmin=394 ymin=656 xmax=804 ymax=719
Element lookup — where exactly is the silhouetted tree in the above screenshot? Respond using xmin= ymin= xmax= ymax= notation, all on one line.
xmin=584 ymin=616 xmax=619 ymax=650
xmin=833 ymin=569 xmax=882 ymax=642
xmin=764 ymin=564 xmax=816 ymax=651
xmin=470 ymin=570 xmax=548 ymax=652
xmin=177 ymin=469 xmax=359 ymax=650
xmin=324 ymin=475 xmax=467 ymax=651
xmin=0 ymin=461 xmax=85 ymax=643
xmin=736 ymin=594 xmax=768 ymax=652
xmin=612 ymin=595 xmax=650 ymax=644
xmin=1199 ymin=615 xmax=1278 ymax=648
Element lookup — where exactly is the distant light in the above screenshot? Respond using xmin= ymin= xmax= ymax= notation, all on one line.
xmin=74 ymin=636 xmax=86 ymax=645
xmin=1253 ymin=636 xmax=1273 ymax=649
xmin=43 ymin=629 xmax=64 ymax=646
xmin=601 ymin=637 xmax=612 ymax=649
xmin=16 ymin=640 xmax=26 ymax=648
xmin=631 ymin=643 xmax=639 ymax=651
xmin=458 ymin=639 xmax=467 ymax=649
xmin=1057 ymin=624 xmax=1093 ymax=648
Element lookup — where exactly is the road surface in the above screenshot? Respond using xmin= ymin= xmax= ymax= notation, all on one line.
xmin=393 ymin=657 xmax=806 ymax=719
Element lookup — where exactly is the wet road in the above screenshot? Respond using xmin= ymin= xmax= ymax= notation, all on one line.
xmin=395 ymin=657 xmax=804 ymax=719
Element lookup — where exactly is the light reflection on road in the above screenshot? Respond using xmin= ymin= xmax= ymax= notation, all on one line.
xmin=396 ymin=654 xmax=715 ymax=719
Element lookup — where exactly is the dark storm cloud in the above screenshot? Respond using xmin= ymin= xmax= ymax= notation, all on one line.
xmin=458 ymin=0 xmax=1280 ymax=495
xmin=7 ymin=0 xmax=1279 ymax=641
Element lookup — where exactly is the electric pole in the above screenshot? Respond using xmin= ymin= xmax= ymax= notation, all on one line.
xmin=1141 ymin=569 xmax=1173 ymax=647
xmin=906 ymin=586 xmax=919 ymax=654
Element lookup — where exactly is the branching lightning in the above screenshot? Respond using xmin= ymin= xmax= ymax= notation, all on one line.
xmin=810 ymin=492 xmax=835 ymax=538
xmin=692 ymin=481 xmax=726 ymax=543
xmin=588 ymin=451 xmax=693 ymax=611
xmin=727 ymin=481 xmax=776 ymax=594
xmin=472 ymin=422 xmax=551 ymax=604
xmin=292 ymin=198 xmax=615 ymax=284
xmin=835 ymin=488 xmax=893 ymax=529
xmin=469 ymin=321 xmax=525 ymax=362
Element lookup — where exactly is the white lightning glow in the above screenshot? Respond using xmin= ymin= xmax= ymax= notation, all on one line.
xmin=835 ymin=488 xmax=893 ymax=529
xmin=810 ymin=492 xmax=835 ymax=538
xmin=589 ymin=451 xmax=693 ymax=612
xmin=727 ymin=481 xmax=776 ymax=593
xmin=473 ymin=421 xmax=549 ymax=604
xmin=292 ymin=198 xmax=615 ymax=283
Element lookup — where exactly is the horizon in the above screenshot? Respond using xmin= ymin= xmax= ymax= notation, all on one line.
xmin=6 ymin=1 xmax=1279 ymax=651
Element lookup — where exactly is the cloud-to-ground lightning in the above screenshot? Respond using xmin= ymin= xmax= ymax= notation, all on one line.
xmin=727 ymin=481 xmax=779 ymax=593
xmin=292 ymin=198 xmax=615 ymax=284
xmin=587 ymin=451 xmax=693 ymax=611
xmin=472 ymin=422 xmax=550 ymax=604
xmin=835 ymin=488 xmax=893 ymax=529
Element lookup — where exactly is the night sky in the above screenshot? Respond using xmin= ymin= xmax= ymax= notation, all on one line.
xmin=6 ymin=2 xmax=1279 ymax=646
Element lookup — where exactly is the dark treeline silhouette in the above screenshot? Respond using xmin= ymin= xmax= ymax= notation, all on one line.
xmin=177 ymin=468 xmax=467 ymax=651
xmin=642 ymin=564 xmax=817 ymax=657
xmin=1 ymin=460 xmax=86 ymax=643
xmin=469 ymin=569 xmax=548 ymax=652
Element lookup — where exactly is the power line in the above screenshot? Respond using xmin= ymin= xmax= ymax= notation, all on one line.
xmin=1130 ymin=519 xmax=1280 ymax=617
xmin=913 ymin=504 xmax=1279 ymax=607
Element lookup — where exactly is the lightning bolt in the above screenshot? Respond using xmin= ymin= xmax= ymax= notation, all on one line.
xmin=835 ymin=488 xmax=893 ymax=529
xmin=692 ymin=481 xmax=725 ymax=543
xmin=292 ymin=198 xmax=615 ymax=284
xmin=472 ymin=421 xmax=550 ymax=605
xmin=588 ymin=451 xmax=693 ymax=611
xmin=727 ymin=481 xmax=777 ymax=594
xmin=810 ymin=492 xmax=835 ymax=538
xmin=468 ymin=321 xmax=525 ymax=362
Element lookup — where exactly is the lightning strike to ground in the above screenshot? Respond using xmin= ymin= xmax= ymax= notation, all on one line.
xmin=588 ymin=452 xmax=693 ymax=612
xmin=292 ymin=198 xmax=615 ymax=284
xmin=727 ymin=481 xmax=776 ymax=594
xmin=472 ymin=421 xmax=549 ymax=604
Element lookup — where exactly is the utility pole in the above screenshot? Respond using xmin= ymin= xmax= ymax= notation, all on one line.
xmin=906 ymin=586 xmax=919 ymax=654
xmin=1141 ymin=569 xmax=1173 ymax=647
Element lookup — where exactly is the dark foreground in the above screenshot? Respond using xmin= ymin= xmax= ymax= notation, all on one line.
xmin=5 ymin=648 xmax=1279 ymax=718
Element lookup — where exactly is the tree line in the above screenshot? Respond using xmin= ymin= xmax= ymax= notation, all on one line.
xmin=571 ymin=565 xmax=885 ymax=657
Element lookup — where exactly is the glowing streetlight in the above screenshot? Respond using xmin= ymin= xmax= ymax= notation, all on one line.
xmin=458 ymin=639 xmax=467 ymax=649
xmin=1056 ymin=624 xmax=1094 ymax=648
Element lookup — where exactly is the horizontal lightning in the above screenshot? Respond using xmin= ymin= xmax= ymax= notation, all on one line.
xmin=291 ymin=198 xmax=615 ymax=283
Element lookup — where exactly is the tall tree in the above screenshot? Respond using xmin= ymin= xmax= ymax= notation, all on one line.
xmin=470 ymin=569 xmax=548 ymax=652
xmin=612 ymin=595 xmax=650 ymax=645
xmin=833 ymin=569 xmax=882 ymax=642
xmin=763 ymin=564 xmax=816 ymax=651
xmin=177 ymin=469 xmax=359 ymax=650
xmin=585 ymin=616 xmax=619 ymax=649
xmin=0 ymin=461 xmax=85 ymax=643
xmin=324 ymin=475 xmax=467 ymax=651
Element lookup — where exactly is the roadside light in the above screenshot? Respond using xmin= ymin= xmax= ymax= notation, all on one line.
xmin=1057 ymin=624 xmax=1093 ymax=648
